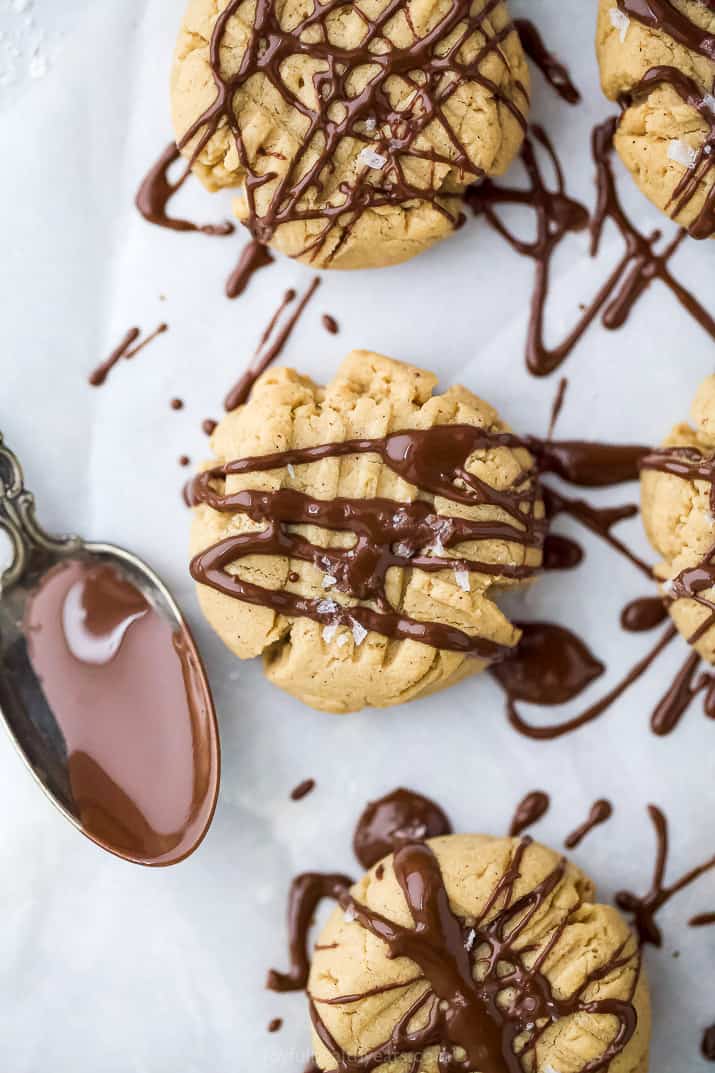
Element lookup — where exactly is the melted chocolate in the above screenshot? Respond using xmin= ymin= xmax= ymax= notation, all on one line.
xmin=317 ymin=840 xmax=639 ymax=1073
xmin=616 ymin=0 xmax=715 ymax=63
xmin=545 ymin=486 xmax=653 ymax=579
xmin=23 ymin=560 xmax=218 ymax=865
xmin=514 ymin=19 xmax=581 ymax=104
xmin=704 ymin=1025 xmax=715 ymax=1061
xmin=651 ymin=648 xmax=715 ymax=734
xmin=616 ymin=805 xmax=715 ymax=946
xmin=225 ymin=240 xmax=275 ymax=300
xmin=321 ymin=314 xmax=339 ymax=335
xmin=542 ymin=533 xmax=584 ymax=570
xmin=565 ymin=800 xmax=614 ymax=850
xmin=267 ymin=1018 xmax=283 ymax=1033
xmin=353 ymin=788 xmax=452 ymax=869
xmin=291 ymin=778 xmax=316 ymax=802
xmin=224 ymin=279 xmax=319 ymax=411
xmin=89 ymin=324 xmax=168 ymax=387
xmin=178 ymin=0 xmax=528 ymax=262
xmin=547 ymin=376 xmax=569 ymax=440
xmin=135 ymin=143 xmax=234 ymax=236
xmin=621 ymin=596 xmax=668 ymax=632
xmin=179 ymin=455 xmax=191 ymax=468
xmin=202 ymin=419 xmax=218 ymax=436
xmin=190 ymin=425 xmax=549 ymax=660
xmin=170 ymin=398 xmax=184 ymax=411
xmin=508 ymin=790 xmax=549 ymax=837
xmin=491 ymin=622 xmax=605 ymax=706
xmin=690 ymin=912 xmax=715 ymax=927
xmin=266 ymin=873 xmax=353 ymax=992
xmin=467 ymin=119 xmax=715 ymax=376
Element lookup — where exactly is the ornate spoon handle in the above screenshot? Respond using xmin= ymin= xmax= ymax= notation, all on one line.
xmin=0 ymin=433 xmax=79 ymax=590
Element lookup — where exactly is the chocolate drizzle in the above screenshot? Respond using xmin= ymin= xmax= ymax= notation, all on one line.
xmin=267 ymin=873 xmax=354 ymax=993
xmin=625 ymin=66 xmax=715 ymax=239
xmin=225 ymin=240 xmax=275 ymax=299
xmin=616 ymin=804 xmax=715 ymax=947
xmin=353 ymin=788 xmax=452 ymax=869
xmin=291 ymin=779 xmax=317 ymax=802
xmin=313 ymin=840 xmax=639 ymax=1073
xmin=177 ymin=0 xmax=529 ymax=263
xmin=224 ymin=278 xmax=320 ymax=411
xmin=508 ymin=790 xmax=549 ymax=837
xmin=565 ymin=800 xmax=614 ymax=850
xmin=703 ymin=1025 xmax=715 ymax=1062
xmin=690 ymin=912 xmax=715 ymax=928
xmin=190 ymin=424 xmax=546 ymax=662
xmin=616 ymin=0 xmax=715 ymax=62
xmin=135 ymin=143 xmax=234 ymax=236
xmin=89 ymin=324 xmax=168 ymax=387
xmin=513 ymin=19 xmax=581 ymax=104
xmin=467 ymin=119 xmax=715 ymax=376
xmin=621 ymin=596 xmax=668 ymax=632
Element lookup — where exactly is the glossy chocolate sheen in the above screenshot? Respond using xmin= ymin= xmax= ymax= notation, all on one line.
xmin=353 ymin=787 xmax=453 ymax=869
xmin=24 ymin=560 xmax=219 ymax=865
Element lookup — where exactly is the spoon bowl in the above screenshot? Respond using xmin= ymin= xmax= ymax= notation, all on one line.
xmin=0 ymin=433 xmax=220 ymax=866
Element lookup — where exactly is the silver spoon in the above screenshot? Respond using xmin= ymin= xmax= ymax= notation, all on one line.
xmin=0 ymin=433 xmax=220 ymax=866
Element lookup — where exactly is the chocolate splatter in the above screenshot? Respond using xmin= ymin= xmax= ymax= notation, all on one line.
xmin=224 ymin=278 xmax=319 ymax=411
xmin=225 ymin=240 xmax=275 ymax=299
xmin=170 ymin=398 xmax=184 ymax=411
xmin=135 ymin=142 xmax=234 ymax=236
xmin=508 ymin=790 xmax=550 ymax=837
xmin=267 ymin=1018 xmax=283 ymax=1033
xmin=321 ymin=314 xmax=339 ymax=335
xmin=291 ymin=779 xmax=316 ymax=802
xmin=565 ymin=800 xmax=613 ymax=850
xmin=202 ymin=419 xmax=218 ymax=436
xmin=353 ymin=787 xmax=452 ymax=869
xmin=621 ymin=596 xmax=668 ymax=632
xmin=514 ymin=18 xmax=581 ymax=104
xmin=89 ymin=324 xmax=168 ymax=387
xmin=266 ymin=873 xmax=353 ymax=993
xmin=703 ymin=1025 xmax=715 ymax=1061
xmin=616 ymin=804 xmax=715 ymax=947
xmin=466 ymin=119 xmax=715 ymax=377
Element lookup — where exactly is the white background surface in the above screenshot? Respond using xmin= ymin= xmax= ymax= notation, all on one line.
xmin=1 ymin=2 xmax=714 ymax=1070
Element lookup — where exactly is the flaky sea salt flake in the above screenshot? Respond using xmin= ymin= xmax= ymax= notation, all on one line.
xmin=322 ymin=574 xmax=337 ymax=589
xmin=322 ymin=623 xmax=338 ymax=643
xmin=343 ymin=905 xmax=358 ymax=923
xmin=351 ymin=619 xmax=368 ymax=646
xmin=317 ymin=598 xmax=338 ymax=615
xmin=455 ymin=569 xmax=470 ymax=592
xmin=609 ymin=8 xmax=630 ymax=42
xmin=668 ymin=139 xmax=697 ymax=168
xmin=358 ymin=147 xmax=387 ymax=170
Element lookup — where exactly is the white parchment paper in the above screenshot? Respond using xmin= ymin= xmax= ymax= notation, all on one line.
xmin=0 ymin=2 xmax=714 ymax=1070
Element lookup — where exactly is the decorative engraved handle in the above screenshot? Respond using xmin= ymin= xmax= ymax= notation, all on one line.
xmin=0 ymin=433 xmax=80 ymax=590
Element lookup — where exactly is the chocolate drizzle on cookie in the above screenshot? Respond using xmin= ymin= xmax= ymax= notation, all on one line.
xmin=616 ymin=0 xmax=715 ymax=61
xmin=466 ymin=119 xmax=715 ymax=375
xmin=267 ymin=873 xmax=354 ymax=993
xmin=616 ymin=804 xmax=715 ymax=947
xmin=177 ymin=0 xmax=529 ymax=263
xmin=353 ymin=787 xmax=452 ymax=868
xmin=311 ymin=840 xmax=639 ymax=1073
xmin=225 ymin=240 xmax=275 ymax=299
xmin=189 ymin=424 xmax=546 ymax=662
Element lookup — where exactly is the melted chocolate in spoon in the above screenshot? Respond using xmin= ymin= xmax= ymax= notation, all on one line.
xmin=23 ymin=560 xmax=218 ymax=865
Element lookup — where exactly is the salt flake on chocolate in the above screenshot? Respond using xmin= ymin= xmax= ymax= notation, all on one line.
xmin=351 ymin=619 xmax=368 ymax=646
xmin=358 ymin=147 xmax=387 ymax=170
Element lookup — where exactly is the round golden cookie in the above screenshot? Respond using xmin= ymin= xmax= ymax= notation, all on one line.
xmin=308 ymin=834 xmax=650 ymax=1073
xmin=595 ymin=0 xmax=715 ymax=239
xmin=189 ymin=351 xmax=543 ymax=713
xmin=641 ymin=376 xmax=715 ymax=663
xmin=171 ymin=0 xmax=530 ymax=270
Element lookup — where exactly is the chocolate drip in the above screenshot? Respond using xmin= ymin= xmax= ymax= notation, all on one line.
xmin=704 ymin=1025 xmax=715 ymax=1062
xmin=135 ymin=143 xmax=234 ymax=236
xmin=616 ymin=805 xmax=715 ymax=946
xmin=321 ymin=314 xmax=339 ymax=335
xmin=547 ymin=376 xmax=569 ymax=440
xmin=514 ymin=19 xmax=581 ymax=104
xmin=267 ymin=1018 xmax=283 ymax=1033
xmin=508 ymin=790 xmax=549 ymax=837
xmin=315 ymin=840 xmax=639 ymax=1073
xmin=651 ymin=648 xmax=715 ymax=734
xmin=353 ymin=788 xmax=452 ymax=869
xmin=291 ymin=778 xmax=316 ymax=802
xmin=625 ymin=67 xmax=714 ymax=240
xmin=224 ymin=278 xmax=319 ymax=411
xmin=621 ymin=596 xmax=668 ymax=632
xmin=170 ymin=398 xmax=184 ymax=411
xmin=565 ymin=800 xmax=613 ymax=850
xmin=616 ymin=0 xmax=715 ymax=62
xmin=225 ymin=240 xmax=275 ymax=299
xmin=467 ymin=119 xmax=715 ymax=376
xmin=543 ymin=533 xmax=583 ymax=570
xmin=545 ymin=487 xmax=653 ymax=579
xmin=89 ymin=324 xmax=168 ymax=387
xmin=491 ymin=622 xmax=605 ymax=706
xmin=178 ymin=0 xmax=528 ymax=263
xmin=202 ymin=419 xmax=218 ymax=436
xmin=690 ymin=912 xmax=715 ymax=927
xmin=266 ymin=873 xmax=354 ymax=993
